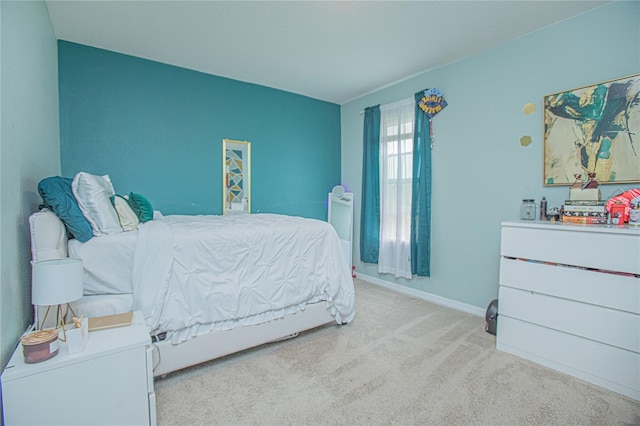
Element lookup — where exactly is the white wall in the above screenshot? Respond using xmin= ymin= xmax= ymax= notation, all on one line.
xmin=341 ymin=2 xmax=640 ymax=309
xmin=0 ymin=1 xmax=60 ymax=371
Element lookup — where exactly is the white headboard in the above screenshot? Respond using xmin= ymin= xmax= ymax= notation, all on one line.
xmin=29 ymin=209 xmax=68 ymax=262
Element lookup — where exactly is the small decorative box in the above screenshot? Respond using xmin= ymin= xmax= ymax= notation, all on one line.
xmin=66 ymin=317 xmax=89 ymax=354
xmin=610 ymin=203 xmax=626 ymax=225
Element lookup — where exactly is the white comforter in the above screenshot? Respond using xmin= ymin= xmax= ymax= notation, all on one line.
xmin=130 ymin=213 xmax=355 ymax=343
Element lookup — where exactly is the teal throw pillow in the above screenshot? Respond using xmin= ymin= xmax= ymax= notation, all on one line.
xmin=127 ymin=192 xmax=154 ymax=223
xmin=38 ymin=176 xmax=93 ymax=242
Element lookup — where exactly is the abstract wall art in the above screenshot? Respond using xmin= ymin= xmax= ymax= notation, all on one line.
xmin=543 ymin=74 xmax=640 ymax=186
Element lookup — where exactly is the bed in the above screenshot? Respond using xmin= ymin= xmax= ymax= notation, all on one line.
xmin=30 ymin=174 xmax=355 ymax=377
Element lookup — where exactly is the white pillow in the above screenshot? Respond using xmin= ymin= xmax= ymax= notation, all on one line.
xmin=72 ymin=172 xmax=123 ymax=236
xmin=112 ymin=195 xmax=139 ymax=231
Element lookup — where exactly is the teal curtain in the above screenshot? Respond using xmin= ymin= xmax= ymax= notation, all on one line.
xmin=360 ymin=105 xmax=381 ymax=263
xmin=411 ymin=91 xmax=432 ymax=276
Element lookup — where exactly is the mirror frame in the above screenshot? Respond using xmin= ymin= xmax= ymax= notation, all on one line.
xmin=222 ymin=139 xmax=251 ymax=214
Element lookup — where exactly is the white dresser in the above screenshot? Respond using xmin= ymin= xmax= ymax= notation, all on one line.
xmin=1 ymin=311 xmax=156 ymax=425
xmin=497 ymin=221 xmax=640 ymax=401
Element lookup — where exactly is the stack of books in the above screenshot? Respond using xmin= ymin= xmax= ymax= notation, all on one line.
xmin=562 ymin=200 xmax=608 ymax=224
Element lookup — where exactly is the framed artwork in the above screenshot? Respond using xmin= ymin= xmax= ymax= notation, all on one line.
xmin=222 ymin=139 xmax=251 ymax=214
xmin=543 ymin=73 xmax=640 ymax=186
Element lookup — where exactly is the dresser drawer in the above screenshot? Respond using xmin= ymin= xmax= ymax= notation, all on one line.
xmin=501 ymin=224 xmax=640 ymax=274
xmin=500 ymin=257 xmax=640 ymax=314
xmin=497 ymin=316 xmax=639 ymax=400
xmin=499 ymin=286 xmax=639 ymax=353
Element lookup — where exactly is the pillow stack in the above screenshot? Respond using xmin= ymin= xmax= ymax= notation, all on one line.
xmin=37 ymin=172 xmax=154 ymax=242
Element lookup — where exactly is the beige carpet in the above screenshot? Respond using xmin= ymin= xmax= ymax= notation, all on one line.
xmin=154 ymin=279 xmax=640 ymax=425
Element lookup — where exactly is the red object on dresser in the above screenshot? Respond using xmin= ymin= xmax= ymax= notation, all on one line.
xmin=606 ymin=188 xmax=640 ymax=223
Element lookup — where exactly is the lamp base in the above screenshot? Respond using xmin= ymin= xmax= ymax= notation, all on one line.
xmin=39 ymin=303 xmax=78 ymax=342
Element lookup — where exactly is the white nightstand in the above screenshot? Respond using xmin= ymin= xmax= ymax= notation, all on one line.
xmin=1 ymin=311 xmax=156 ymax=425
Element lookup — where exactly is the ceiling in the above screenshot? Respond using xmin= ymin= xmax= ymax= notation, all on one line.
xmin=45 ymin=1 xmax=609 ymax=105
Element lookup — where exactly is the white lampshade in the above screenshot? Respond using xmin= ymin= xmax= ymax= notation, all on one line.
xmin=32 ymin=258 xmax=83 ymax=306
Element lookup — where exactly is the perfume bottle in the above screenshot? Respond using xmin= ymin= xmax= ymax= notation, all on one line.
xmin=539 ymin=197 xmax=547 ymax=221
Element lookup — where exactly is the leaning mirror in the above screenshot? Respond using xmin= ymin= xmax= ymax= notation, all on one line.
xmin=222 ymin=139 xmax=251 ymax=214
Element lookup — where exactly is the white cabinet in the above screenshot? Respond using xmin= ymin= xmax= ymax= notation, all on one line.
xmin=1 ymin=311 xmax=156 ymax=425
xmin=497 ymin=221 xmax=640 ymax=401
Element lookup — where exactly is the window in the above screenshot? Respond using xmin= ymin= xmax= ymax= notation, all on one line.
xmin=378 ymin=97 xmax=414 ymax=278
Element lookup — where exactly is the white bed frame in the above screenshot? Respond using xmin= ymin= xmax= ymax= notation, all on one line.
xmin=152 ymin=303 xmax=333 ymax=377
xmin=29 ymin=209 xmax=337 ymax=377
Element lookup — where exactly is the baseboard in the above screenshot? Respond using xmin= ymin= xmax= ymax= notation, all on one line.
xmin=355 ymin=272 xmax=485 ymax=317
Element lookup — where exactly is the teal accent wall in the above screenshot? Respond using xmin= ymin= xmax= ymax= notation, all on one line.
xmin=341 ymin=2 xmax=640 ymax=309
xmin=1 ymin=1 xmax=60 ymax=370
xmin=58 ymin=41 xmax=341 ymax=220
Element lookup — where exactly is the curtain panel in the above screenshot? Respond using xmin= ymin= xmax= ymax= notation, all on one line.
xmin=410 ymin=90 xmax=433 ymax=276
xmin=378 ymin=98 xmax=415 ymax=279
xmin=360 ymin=105 xmax=381 ymax=264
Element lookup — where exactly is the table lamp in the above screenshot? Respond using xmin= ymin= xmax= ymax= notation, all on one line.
xmin=32 ymin=258 xmax=83 ymax=341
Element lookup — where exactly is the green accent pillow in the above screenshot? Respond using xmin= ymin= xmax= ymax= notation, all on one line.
xmin=127 ymin=192 xmax=154 ymax=223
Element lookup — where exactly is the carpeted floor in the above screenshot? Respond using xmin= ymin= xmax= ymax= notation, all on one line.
xmin=154 ymin=279 xmax=640 ymax=425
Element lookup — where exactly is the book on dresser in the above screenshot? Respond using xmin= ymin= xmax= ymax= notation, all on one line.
xmin=562 ymin=216 xmax=608 ymax=224
xmin=563 ymin=200 xmax=606 ymax=206
xmin=562 ymin=210 xmax=607 ymax=217
xmin=562 ymin=200 xmax=608 ymax=223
